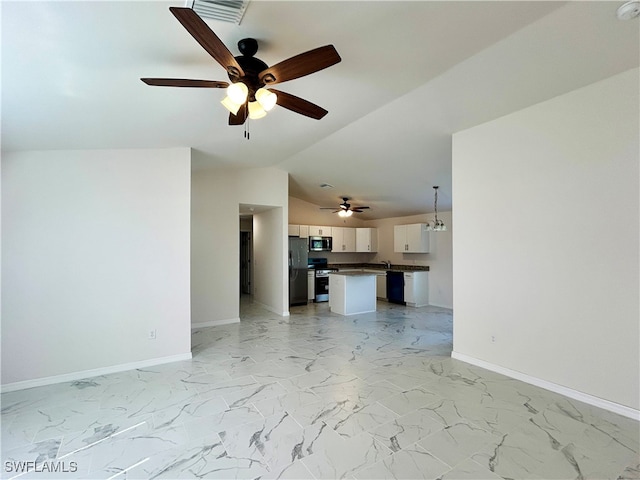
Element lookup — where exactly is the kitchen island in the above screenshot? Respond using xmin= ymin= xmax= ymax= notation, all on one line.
xmin=328 ymin=271 xmax=377 ymax=315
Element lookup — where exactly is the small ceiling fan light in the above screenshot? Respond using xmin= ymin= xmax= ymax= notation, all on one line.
xmin=227 ymin=82 xmax=248 ymax=104
xmin=255 ymin=88 xmax=277 ymax=111
xmin=221 ymin=96 xmax=242 ymax=115
xmin=248 ymin=101 xmax=267 ymax=119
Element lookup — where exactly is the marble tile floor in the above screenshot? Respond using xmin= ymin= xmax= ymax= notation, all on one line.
xmin=2 ymin=298 xmax=638 ymax=479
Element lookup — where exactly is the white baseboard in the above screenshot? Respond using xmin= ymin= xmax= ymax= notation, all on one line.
xmin=428 ymin=302 xmax=453 ymax=310
xmin=252 ymin=300 xmax=288 ymax=317
xmin=451 ymin=351 xmax=640 ymax=421
xmin=192 ymin=318 xmax=240 ymax=329
xmin=1 ymin=352 xmax=193 ymax=393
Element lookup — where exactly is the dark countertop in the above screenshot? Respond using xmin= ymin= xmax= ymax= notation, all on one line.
xmin=330 ymin=271 xmax=379 ymax=277
xmin=329 ymin=263 xmax=430 ymax=272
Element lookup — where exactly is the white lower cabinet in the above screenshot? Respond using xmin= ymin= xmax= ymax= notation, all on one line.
xmin=403 ymin=271 xmax=429 ymax=307
xmin=308 ymin=271 xmax=315 ymax=301
xmin=376 ymin=273 xmax=386 ymax=299
xmin=329 ymin=273 xmax=377 ymax=315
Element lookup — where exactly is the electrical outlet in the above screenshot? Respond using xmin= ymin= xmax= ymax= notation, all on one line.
xmin=148 ymin=329 xmax=157 ymax=340
xmin=491 ymin=335 xmax=496 ymax=343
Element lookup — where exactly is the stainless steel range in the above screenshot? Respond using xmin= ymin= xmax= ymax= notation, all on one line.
xmin=308 ymin=258 xmax=336 ymax=302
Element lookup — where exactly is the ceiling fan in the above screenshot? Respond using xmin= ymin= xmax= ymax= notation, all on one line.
xmin=141 ymin=7 xmax=341 ymax=126
xmin=321 ymin=197 xmax=370 ymax=217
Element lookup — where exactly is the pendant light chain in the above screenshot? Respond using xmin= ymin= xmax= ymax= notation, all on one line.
xmin=434 ymin=185 xmax=439 ymax=224
xmin=429 ymin=185 xmax=447 ymax=231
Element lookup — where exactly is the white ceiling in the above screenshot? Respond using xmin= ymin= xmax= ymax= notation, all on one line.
xmin=2 ymin=1 xmax=638 ymax=219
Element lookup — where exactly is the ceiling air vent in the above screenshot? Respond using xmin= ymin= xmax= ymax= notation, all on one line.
xmin=189 ymin=0 xmax=250 ymax=25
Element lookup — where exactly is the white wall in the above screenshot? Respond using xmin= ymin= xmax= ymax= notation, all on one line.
xmin=253 ymin=208 xmax=286 ymax=315
xmin=238 ymin=168 xmax=289 ymax=316
xmin=191 ymin=168 xmax=240 ymax=326
xmin=452 ymin=68 xmax=639 ymax=411
xmin=2 ymin=148 xmax=192 ymax=386
xmin=366 ymin=212 xmax=453 ymax=309
xmin=191 ymin=165 xmax=288 ymax=325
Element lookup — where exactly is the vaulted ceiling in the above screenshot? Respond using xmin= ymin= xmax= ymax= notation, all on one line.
xmin=2 ymin=1 xmax=638 ymax=218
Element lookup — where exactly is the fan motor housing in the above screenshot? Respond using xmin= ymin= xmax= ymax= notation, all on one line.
xmin=228 ymin=38 xmax=268 ymax=100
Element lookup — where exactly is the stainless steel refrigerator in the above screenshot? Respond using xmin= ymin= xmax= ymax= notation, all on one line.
xmin=289 ymin=237 xmax=308 ymax=306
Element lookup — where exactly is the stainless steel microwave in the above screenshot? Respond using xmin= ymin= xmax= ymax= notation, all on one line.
xmin=309 ymin=236 xmax=332 ymax=252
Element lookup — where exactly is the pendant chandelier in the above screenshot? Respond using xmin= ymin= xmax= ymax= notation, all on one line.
xmin=427 ymin=186 xmax=447 ymax=231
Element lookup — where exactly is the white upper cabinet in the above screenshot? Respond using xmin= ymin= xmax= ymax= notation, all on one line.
xmin=299 ymin=225 xmax=309 ymax=238
xmin=356 ymin=228 xmax=378 ymax=252
xmin=394 ymin=224 xmax=430 ymax=253
xmin=288 ymin=224 xmax=300 ymax=236
xmin=332 ymin=227 xmax=356 ymax=252
xmin=308 ymin=225 xmax=332 ymax=237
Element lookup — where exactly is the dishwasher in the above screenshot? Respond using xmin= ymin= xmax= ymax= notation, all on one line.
xmin=386 ymin=271 xmax=405 ymax=304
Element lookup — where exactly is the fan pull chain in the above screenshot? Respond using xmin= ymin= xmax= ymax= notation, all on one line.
xmin=244 ymin=119 xmax=250 ymax=140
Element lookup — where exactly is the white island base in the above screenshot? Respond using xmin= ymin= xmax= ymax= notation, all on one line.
xmin=329 ymin=272 xmax=377 ymax=315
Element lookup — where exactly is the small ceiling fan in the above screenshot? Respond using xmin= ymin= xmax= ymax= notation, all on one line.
xmin=141 ymin=7 xmax=341 ymax=126
xmin=321 ymin=197 xmax=370 ymax=217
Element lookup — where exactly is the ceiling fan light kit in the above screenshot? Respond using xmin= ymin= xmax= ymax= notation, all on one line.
xmin=248 ymin=101 xmax=267 ymax=120
xmin=226 ymin=82 xmax=248 ymax=104
xmin=221 ymin=94 xmax=243 ymax=115
xmin=255 ymin=88 xmax=277 ymax=111
xmin=141 ymin=6 xmax=341 ymax=134
xmin=321 ymin=197 xmax=370 ymax=216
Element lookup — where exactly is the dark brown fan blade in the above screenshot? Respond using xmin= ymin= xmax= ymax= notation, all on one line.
xmin=141 ymin=78 xmax=229 ymax=88
xmin=170 ymin=7 xmax=244 ymax=78
xmin=269 ymin=89 xmax=328 ymax=120
xmin=229 ymin=103 xmax=248 ymax=126
xmin=352 ymin=206 xmax=370 ymax=210
xmin=259 ymin=45 xmax=341 ymax=85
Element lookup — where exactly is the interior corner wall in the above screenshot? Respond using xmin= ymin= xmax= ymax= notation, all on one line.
xmin=191 ymin=166 xmax=288 ymax=325
xmin=253 ymin=208 xmax=286 ymax=315
xmin=452 ymin=68 xmax=639 ymax=410
xmin=366 ymin=212 xmax=453 ymax=309
xmin=238 ymin=168 xmax=288 ymax=316
xmin=1 ymin=148 xmax=192 ymax=386
xmin=191 ymin=168 xmax=240 ymax=325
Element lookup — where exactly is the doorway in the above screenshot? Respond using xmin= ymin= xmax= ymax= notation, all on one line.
xmin=240 ymin=230 xmax=252 ymax=295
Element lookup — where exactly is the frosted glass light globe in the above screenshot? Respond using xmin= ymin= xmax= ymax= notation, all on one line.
xmin=227 ymin=82 xmax=248 ymax=104
xmin=255 ymin=88 xmax=277 ymax=111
